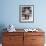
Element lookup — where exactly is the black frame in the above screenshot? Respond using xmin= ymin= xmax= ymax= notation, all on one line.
xmin=19 ymin=5 xmax=34 ymax=23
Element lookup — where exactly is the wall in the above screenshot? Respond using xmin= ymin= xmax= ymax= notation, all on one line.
xmin=0 ymin=0 xmax=46 ymax=29
xmin=0 ymin=0 xmax=46 ymax=44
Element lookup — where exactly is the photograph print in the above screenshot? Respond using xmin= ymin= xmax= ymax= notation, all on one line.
xmin=19 ymin=5 xmax=34 ymax=23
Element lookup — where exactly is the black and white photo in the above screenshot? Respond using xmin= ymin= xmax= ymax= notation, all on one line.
xmin=19 ymin=5 xmax=34 ymax=23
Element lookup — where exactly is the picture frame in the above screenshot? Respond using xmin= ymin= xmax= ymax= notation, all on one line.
xmin=19 ymin=5 xmax=34 ymax=23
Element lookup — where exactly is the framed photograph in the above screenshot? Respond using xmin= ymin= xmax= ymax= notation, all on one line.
xmin=19 ymin=5 xmax=34 ymax=23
